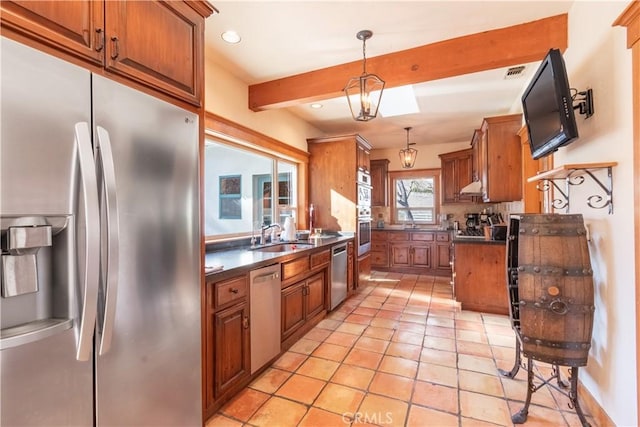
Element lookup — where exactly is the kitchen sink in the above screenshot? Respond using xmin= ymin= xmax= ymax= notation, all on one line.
xmin=252 ymin=243 xmax=314 ymax=252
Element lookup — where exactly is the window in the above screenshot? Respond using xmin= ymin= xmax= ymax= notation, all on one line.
xmin=204 ymin=139 xmax=298 ymax=240
xmin=389 ymin=169 xmax=440 ymax=225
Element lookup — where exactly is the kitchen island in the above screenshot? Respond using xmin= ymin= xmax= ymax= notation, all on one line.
xmin=452 ymin=238 xmax=509 ymax=315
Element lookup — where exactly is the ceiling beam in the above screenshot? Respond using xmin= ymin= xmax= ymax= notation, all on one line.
xmin=248 ymin=14 xmax=568 ymax=111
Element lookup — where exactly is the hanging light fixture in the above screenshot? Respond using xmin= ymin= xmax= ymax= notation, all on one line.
xmin=399 ymin=127 xmax=418 ymax=169
xmin=343 ymin=30 xmax=385 ymax=121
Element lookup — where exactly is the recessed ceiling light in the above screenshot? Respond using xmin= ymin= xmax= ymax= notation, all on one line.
xmin=310 ymin=103 xmax=323 ymax=109
xmin=221 ymin=30 xmax=241 ymax=44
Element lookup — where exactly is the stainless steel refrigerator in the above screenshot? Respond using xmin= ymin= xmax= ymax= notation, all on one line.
xmin=0 ymin=36 xmax=202 ymax=426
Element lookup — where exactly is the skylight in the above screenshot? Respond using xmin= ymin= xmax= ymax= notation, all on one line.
xmin=378 ymin=85 xmax=420 ymax=117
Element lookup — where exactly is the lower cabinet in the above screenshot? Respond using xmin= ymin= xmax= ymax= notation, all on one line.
xmin=204 ymin=273 xmax=250 ymax=419
xmin=453 ymin=241 xmax=509 ymax=315
xmin=372 ymin=230 xmax=451 ymax=275
xmin=281 ymin=271 xmax=325 ymax=341
xmin=214 ymin=302 xmax=250 ymax=398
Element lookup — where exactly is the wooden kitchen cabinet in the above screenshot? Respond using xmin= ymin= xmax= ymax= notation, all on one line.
xmin=357 ymin=143 xmax=371 ymax=172
xmin=370 ymin=159 xmax=390 ymax=206
xmin=204 ymin=273 xmax=250 ymax=418
xmin=281 ymin=271 xmax=325 ymax=341
xmin=453 ymin=241 xmax=509 ymax=315
xmin=0 ymin=0 xmax=214 ymax=106
xmin=347 ymin=241 xmax=355 ymax=293
xmin=308 ymin=134 xmax=373 ymax=288
xmin=372 ymin=230 xmax=451 ymax=275
xmin=214 ymin=302 xmax=250 ymax=398
xmin=478 ymin=114 xmax=523 ymax=202
xmin=439 ymin=148 xmax=476 ymax=204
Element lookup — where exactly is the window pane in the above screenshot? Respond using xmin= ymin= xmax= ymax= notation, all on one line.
xmin=390 ymin=171 xmax=439 ymax=225
xmin=204 ymin=139 xmax=298 ymax=240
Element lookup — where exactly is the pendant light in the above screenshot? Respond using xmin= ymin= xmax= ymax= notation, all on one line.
xmin=399 ymin=127 xmax=418 ymax=169
xmin=343 ymin=30 xmax=385 ymax=122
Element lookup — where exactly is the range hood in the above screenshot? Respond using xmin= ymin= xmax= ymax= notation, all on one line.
xmin=459 ymin=180 xmax=483 ymax=195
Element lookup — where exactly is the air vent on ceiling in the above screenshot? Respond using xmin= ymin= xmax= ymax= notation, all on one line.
xmin=504 ymin=65 xmax=526 ymax=79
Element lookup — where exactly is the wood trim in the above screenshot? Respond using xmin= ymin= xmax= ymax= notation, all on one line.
xmin=578 ymin=379 xmax=616 ymax=427
xmin=613 ymin=3 xmax=640 ymax=425
xmin=248 ymin=14 xmax=568 ymax=111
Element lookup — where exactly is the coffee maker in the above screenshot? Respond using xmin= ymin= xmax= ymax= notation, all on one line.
xmin=465 ymin=213 xmax=481 ymax=231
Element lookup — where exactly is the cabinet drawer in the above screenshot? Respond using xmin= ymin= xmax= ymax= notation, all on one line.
xmin=215 ymin=275 xmax=247 ymax=309
xmin=371 ymin=242 xmax=388 ymax=252
xmin=371 ymin=230 xmax=387 ymax=241
xmin=371 ymin=250 xmax=389 ymax=267
xmin=411 ymin=233 xmax=434 ymax=242
xmin=282 ymin=256 xmax=310 ymax=281
xmin=436 ymin=233 xmax=450 ymax=242
xmin=387 ymin=232 xmax=410 ymax=241
xmin=310 ymin=249 xmax=331 ymax=269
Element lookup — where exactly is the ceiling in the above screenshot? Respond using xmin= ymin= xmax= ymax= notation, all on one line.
xmin=204 ymin=1 xmax=574 ymax=150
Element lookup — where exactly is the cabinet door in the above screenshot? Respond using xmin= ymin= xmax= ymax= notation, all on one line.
xmin=0 ymin=0 xmax=104 ymax=65
xmin=370 ymin=159 xmax=389 ymax=206
xmin=214 ymin=302 xmax=250 ymax=398
xmin=281 ymin=283 xmax=305 ymax=340
xmin=440 ymin=157 xmax=458 ymax=203
xmin=104 ymin=0 xmax=203 ymax=105
xmin=390 ymin=244 xmax=410 ymax=267
xmin=306 ymin=273 xmax=325 ymax=319
xmin=435 ymin=243 xmax=452 ymax=271
xmin=456 ymin=153 xmax=475 ymax=203
xmin=411 ymin=245 xmax=432 ymax=268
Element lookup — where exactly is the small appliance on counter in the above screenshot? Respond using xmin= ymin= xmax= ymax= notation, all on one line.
xmin=465 ymin=213 xmax=481 ymax=230
xmin=281 ymin=216 xmax=297 ymax=241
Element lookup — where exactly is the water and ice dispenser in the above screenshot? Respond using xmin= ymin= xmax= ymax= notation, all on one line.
xmin=1 ymin=223 xmax=52 ymax=297
xmin=0 ymin=216 xmax=76 ymax=350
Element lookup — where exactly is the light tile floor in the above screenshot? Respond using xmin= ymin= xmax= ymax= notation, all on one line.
xmin=206 ymin=271 xmax=596 ymax=427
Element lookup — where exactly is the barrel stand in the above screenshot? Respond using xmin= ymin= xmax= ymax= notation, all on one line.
xmin=500 ymin=331 xmax=591 ymax=427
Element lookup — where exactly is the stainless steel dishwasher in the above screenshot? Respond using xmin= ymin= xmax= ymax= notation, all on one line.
xmin=249 ymin=264 xmax=281 ymax=374
xmin=330 ymin=243 xmax=348 ymax=310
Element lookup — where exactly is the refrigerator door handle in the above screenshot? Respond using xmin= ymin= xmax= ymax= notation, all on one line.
xmin=95 ymin=126 xmax=120 ymax=356
xmin=74 ymin=122 xmax=100 ymax=361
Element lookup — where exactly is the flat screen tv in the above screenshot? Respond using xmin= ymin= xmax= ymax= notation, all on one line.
xmin=521 ymin=48 xmax=578 ymax=160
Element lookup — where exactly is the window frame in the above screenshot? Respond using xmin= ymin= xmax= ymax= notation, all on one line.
xmin=388 ymin=168 xmax=441 ymax=225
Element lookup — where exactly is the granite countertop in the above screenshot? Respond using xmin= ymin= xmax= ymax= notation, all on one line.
xmin=204 ymin=234 xmax=354 ymax=277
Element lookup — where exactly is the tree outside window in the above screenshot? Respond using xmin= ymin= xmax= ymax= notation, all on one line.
xmin=390 ymin=169 xmax=440 ymax=225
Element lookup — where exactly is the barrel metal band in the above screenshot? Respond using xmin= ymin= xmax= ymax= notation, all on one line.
xmin=521 ymin=336 xmax=592 ymax=350
xmin=517 ymin=264 xmax=593 ymax=276
xmin=519 ymin=299 xmax=595 ymax=314
xmin=519 ymin=226 xmax=586 ymax=236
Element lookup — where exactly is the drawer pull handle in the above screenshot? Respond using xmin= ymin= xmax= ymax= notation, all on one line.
xmin=229 ymin=288 xmax=239 ymax=294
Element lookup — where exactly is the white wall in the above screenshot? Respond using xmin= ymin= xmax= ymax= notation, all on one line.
xmin=371 ymin=141 xmax=470 ymax=170
xmin=204 ymin=49 xmax=323 ymax=151
xmin=555 ymin=1 xmax=636 ymax=424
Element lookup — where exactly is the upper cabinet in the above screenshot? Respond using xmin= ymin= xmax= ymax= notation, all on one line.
xmin=0 ymin=0 xmax=215 ymax=106
xmin=357 ymin=143 xmax=370 ymax=172
xmin=439 ymin=148 xmax=475 ymax=204
xmin=370 ymin=159 xmax=389 ymax=207
xmin=478 ymin=114 xmax=523 ymax=203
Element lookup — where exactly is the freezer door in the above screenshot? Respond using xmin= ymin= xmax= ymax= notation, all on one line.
xmin=92 ymin=75 xmax=201 ymax=426
xmin=0 ymin=37 xmax=94 ymax=426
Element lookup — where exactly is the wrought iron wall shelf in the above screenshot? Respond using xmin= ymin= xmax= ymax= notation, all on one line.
xmin=527 ymin=162 xmax=618 ymax=214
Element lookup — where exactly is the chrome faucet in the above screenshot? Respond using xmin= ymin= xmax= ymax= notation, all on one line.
xmin=261 ymin=223 xmax=281 ymax=244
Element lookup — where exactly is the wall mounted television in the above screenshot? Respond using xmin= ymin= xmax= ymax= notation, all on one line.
xmin=521 ymin=48 xmax=578 ymax=160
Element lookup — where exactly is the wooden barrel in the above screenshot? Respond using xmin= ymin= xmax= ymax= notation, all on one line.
xmin=516 ymin=214 xmax=594 ymax=367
